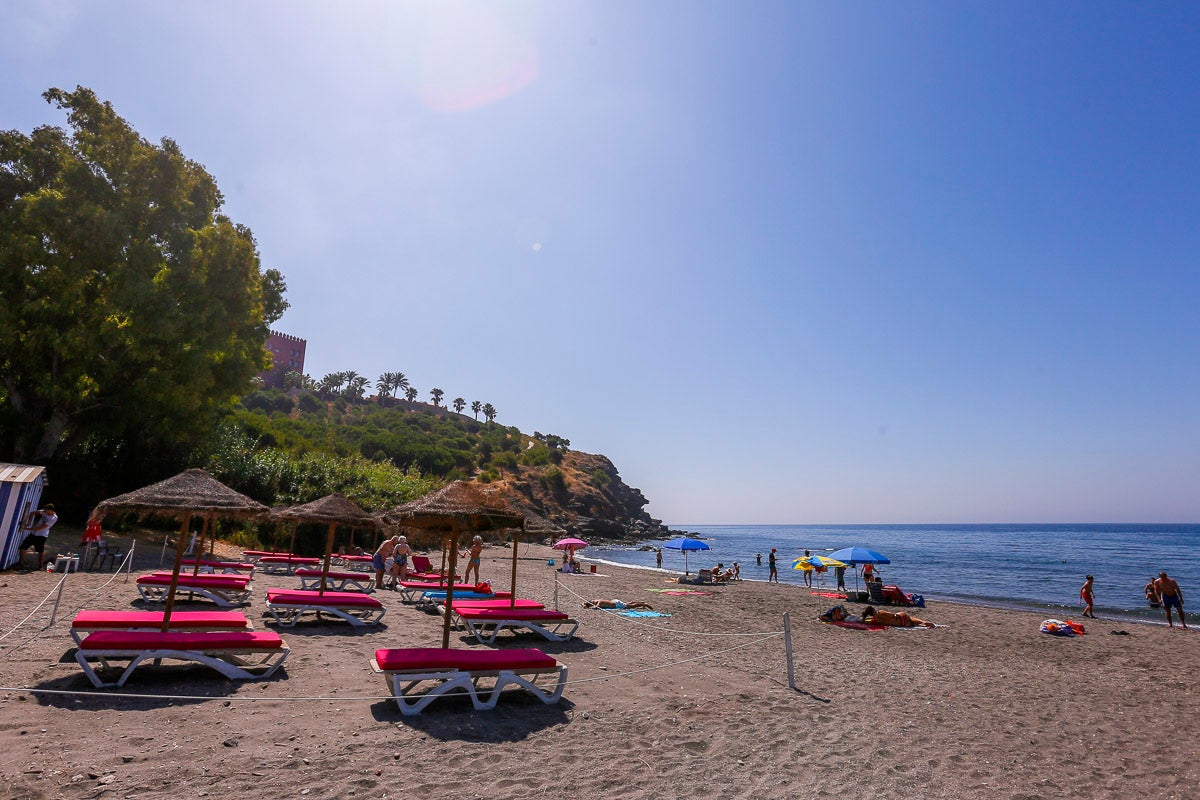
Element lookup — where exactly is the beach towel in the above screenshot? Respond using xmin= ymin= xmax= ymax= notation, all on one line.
xmin=619 ymin=610 xmax=671 ymax=618
xmin=648 ymin=589 xmax=713 ymax=596
xmin=828 ymin=620 xmax=888 ymax=631
xmin=1040 ymin=619 xmax=1076 ymax=636
xmin=812 ymin=591 xmax=848 ymax=599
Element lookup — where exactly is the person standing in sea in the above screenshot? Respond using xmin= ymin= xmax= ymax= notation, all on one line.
xmin=802 ymin=550 xmax=813 ymax=588
xmin=1154 ymin=572 xmax=1187 ymax=628
xmin=768 ymin=548 xmax=778 ymax=584
xmin=1080 ymin=575 xmax=1095 ymax=618
xmin=656 ymin=548 xmax=662 ymax=568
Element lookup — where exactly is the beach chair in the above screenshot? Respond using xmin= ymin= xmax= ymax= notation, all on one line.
xmin=70 ymin=610 xmax=251 ymax=644
xmin=371 ymin=647 xmax=567 ymax=715
xmin=75 ymin=629 xmax=289 ymax=688
xmin=89 ymin=540 xmax=126 ymax=572
xmin=136 ymin=573 xmax=253 ymax=608
xmin=294 ymin=568 xmax=376 ymax=593
xmin=451 ymin=607 xmax=580 ymax=645
xmin=257 ymin=555 xmax=323 ymax=575
xmin=414 ymin=589 xmax=511 ymax=610
xmin=241 ymin=550 xmax=290 ymax=564
xmin=331 ymin=554 xmax=375 ymax=572
xmin=397 ymin=580 xmax=455 ymax=603
xmin=867 ymin=580 xmax=888 ymax=604
xmin=181 ymin=559 xmax=256 ymax=575
xmin=264 ymin=589 xmax=386 ymax=627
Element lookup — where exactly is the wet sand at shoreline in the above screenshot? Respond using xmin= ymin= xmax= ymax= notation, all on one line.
xmin=1 ymin=539 xmax=1196 ymax=800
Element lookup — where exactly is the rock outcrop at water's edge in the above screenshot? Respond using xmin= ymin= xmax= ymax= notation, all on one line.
xmin=481 ymin=450 xmax=668 ymax=543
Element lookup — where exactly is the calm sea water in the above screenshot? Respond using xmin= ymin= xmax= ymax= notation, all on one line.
xmin=589 ymin=524 xmax=1200 ymax=623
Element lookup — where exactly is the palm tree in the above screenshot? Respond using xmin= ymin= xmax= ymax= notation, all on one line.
xmin=430 ymin=388 xmax=444 ymax=407
xmin=347 ymin=374 xmax=369 ymax=400
xmin=471 ymin=400 xmax=482 ymax=420
xmin=394 ymin=372 xmax=409 ymax=399
xmin=376 ymin=372 xmax=394 ymax=403
xmin=482 ymin=403 xmax=497 ymax=423
xmin=404 ymin=386 xmax=418 ymax=403
xmin=453 ymin=397 xmax=466 ymax=414
xmin=319 ymin=373 xmax=343 ymax=399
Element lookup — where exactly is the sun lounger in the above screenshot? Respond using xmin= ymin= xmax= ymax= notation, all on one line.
xmin=294 ymin=568 xmax=376 ymax=593
xmin=241 ymin=550 xmax=292 ymax=564
xmin=257 ymin=556 xmax=323 ymax=575
xmin=414 ymin=589 xmax=511 ymax=610
xmin=437 ymin=598 xmax=546 ymax=622
xmin=397 ymin=580 xmax=453 ymax=603
xmin=70 ymin=610 xmax=251 ymax=644
xmin=181 ymin=559 xmax=256 ymax=575
xmin=75 ymin=629 xmax=289 ymax=687
xmin=136 ymin=573 xmax=253 ymax=607
xmin=451 ymin=607 xmax=580 ymax=644
xmin=371 ymin=647 xmax=567 ymax=715
xmin=331 ymin=554 xmax=375 ymax=572
xmin=264 ymin=589 xmax=386 ymax=627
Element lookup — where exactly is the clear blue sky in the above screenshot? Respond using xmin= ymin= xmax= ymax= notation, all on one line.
xmin=4 ymin=2 xmax=1198 ymax=523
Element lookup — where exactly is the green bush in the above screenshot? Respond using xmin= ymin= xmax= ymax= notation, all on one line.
xmin=591 ymin=468 xmax=611 ymax=487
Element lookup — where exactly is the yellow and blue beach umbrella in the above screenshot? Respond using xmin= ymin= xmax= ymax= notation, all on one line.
xmin=792 ymin=554 xmax=848 ymax=571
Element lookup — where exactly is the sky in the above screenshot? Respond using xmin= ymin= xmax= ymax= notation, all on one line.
xmin=3 ymin=1 xmax=1198 ymax=524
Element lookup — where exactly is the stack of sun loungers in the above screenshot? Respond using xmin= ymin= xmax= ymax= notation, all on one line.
xmin=264 ymin=588 xmax=386 ymax=627
xmin=256 ymin=555 xmax=323 ymax=576
xmin=136 ymin=572 xmax=254 ymax=607
xmin=331 ymin=554 xmax=374 ymax=572
xmin=370 ymin=646 xmax=566 ymax=715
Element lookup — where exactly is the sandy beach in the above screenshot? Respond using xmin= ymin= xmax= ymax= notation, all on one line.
xmin=0 ymin=535 xmax=1196 ymax=800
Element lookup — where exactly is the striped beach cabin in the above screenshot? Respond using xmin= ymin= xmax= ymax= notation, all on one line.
xmin=0 ymin=464 xmax=48 ymax=570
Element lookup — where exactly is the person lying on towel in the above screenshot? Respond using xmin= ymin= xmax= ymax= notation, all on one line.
xmin=861 ymin=606 xmax=935 ymax=628
xmin=819 ymin=605 xmax=861 ymax=624
xmin=582 ymin=599 xmax=653 ymax=610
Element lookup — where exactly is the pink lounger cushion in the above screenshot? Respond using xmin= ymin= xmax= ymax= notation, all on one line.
xmin=454 ymin=608 xmax=570 ymax=622
xmin=242 ymin=551 xmax=292 ymax=558
xmin=80 ymin=630 xmax=283 ymax=651
xmin=139 ymin=574 xmax=251 ymax=589
xmin=447 ymin=599 xmax=545 ymax=611
xmin=72 ymin=610 xmax=248 ymax=629
xmin=266 ymin=589 xmax=383 ymax=608
xmin=373 ymin=647 xmax=557 ymax=672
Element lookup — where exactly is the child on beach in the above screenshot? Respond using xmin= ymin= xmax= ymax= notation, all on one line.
xmin=462 ymin=535 xmax=484 ymax=584
xmin=1080 ymin=575 xmax=1095 ymax=618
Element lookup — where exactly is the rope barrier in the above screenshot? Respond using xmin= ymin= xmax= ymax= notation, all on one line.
xmin=0 ymin=574 xmax=69 ymax=642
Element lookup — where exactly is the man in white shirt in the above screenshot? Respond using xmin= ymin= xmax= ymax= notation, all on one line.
xmin=20 ymin=504 xmax=59 ymax=570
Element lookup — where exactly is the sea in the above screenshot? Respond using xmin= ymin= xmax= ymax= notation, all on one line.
xmin=588 ymin=523 xmax=1200 ymax=624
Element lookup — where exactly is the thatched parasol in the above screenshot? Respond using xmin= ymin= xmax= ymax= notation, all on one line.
xmin=377 ymin=481 xmax=525 ymax=647
xmin=273 ymin=494 xmax=377 ymax=594
xmin=90 ymin=468 xmax=267 ymax=630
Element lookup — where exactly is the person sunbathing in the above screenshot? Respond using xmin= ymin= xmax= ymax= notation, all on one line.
xmin=861 ymin=606 xmax=935 ymax=628
xmin=582 ymin=599 xmax=653 ymax=610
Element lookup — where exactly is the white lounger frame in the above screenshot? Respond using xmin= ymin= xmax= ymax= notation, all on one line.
xmin=455 ymin=612 xmax=580 ymax=645
xmin=371 ymin=657 xmax=567 ymax=716
xmin=76 ymin=642 xmax=289 ymax=687
xmin=265 ymin=599 xmax=386 ymax=627
xmin=297 ymin=573 xmax=376 ymax=593
xmin=137 ymin=582 xmax=253 ymax=608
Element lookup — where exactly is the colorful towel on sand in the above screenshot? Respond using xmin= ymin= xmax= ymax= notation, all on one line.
xmin=812 ymin=591 xmax=848 ymax=599
xmin=647 ymin=589 xmax=713 ymax=596
xmin=619 ymin=610 xmax=671 ymax=618
xmin=825 ymin=620 xmax=888 ymax=631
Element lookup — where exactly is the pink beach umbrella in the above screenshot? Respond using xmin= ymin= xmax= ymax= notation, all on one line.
xmin=552 ymin=537 xmax=589 ymax=567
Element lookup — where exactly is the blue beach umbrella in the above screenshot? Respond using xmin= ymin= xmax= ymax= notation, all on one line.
xmin=828 ymin=547 xmax=890 ymax=596
xmin=663 ymin=537 xmax=710 ymax=576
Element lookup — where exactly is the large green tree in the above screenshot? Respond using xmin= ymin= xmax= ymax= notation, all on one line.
xmin=0 ymin=87 xmax=287 ymax=461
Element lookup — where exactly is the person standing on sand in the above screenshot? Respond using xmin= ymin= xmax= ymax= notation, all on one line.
xmin=462 ymin=535 xmax=484 ymax=584
xmin=19 ymin=504 xmax=58 ymax=570
xmin=802 ymin=550 xmax=813 ymax=588
xmin=373 ymin=535 xmax=400 ymax=590
xmin=1154 ymin=572 xmax=1187 ymax=628
xmin=768 ymin=548 xmax=778 ymax=583
xmin=1080 ymin=575 xmax=1095 ymax=618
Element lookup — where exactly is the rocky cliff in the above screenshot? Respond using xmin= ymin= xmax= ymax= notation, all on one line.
xmin=481 ymin=450 xmax=666 ymax=542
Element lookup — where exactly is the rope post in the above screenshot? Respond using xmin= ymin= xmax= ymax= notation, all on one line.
xmin=783 ymin=612 xmax=796 ymax=690
xmin=125 ymin=540 xmax=136 ymax=582
xmin=46 ymin=572 xmax=69 ymax=628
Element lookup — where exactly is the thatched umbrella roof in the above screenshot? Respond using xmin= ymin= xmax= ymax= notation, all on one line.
xmin=376 ymin=481 xmax=523 ymax=532
xmin=91 ymin=468 xmax=268 ymax=521
xmin=273 ymin=494 xmax=378 ymax=594
xmin=273 ymin=493 xmax=377 ymax=528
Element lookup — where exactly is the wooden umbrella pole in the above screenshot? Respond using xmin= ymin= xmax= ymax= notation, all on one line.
xmin=320 ymin=521 xmax=335 ymax=595
xmin=509 ymin=525 xmax=521 ymax=609
xmin=161 ymin=514 xmax=192 ymax=632
xmin=441 ymin=527 xmax=460 ymax=649
xmin=439 ymin=538 xmax=450 ymax=586
xmin=288 ymin=521 xmax=299 ymax=556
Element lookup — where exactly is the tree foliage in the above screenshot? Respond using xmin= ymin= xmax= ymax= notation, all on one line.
xmin=0 ymin=87 xmax=287 ymax=461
